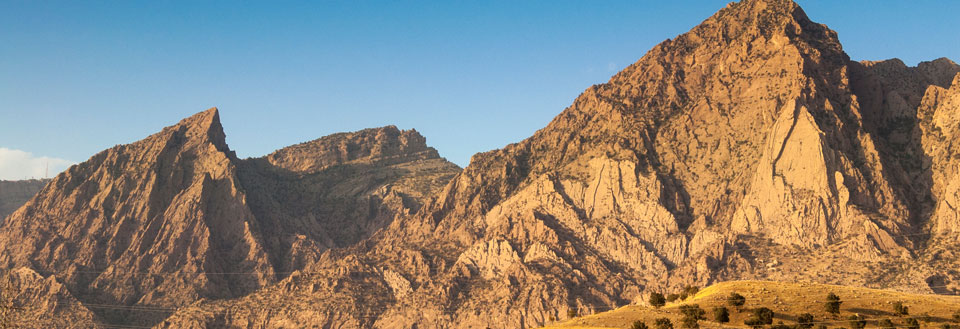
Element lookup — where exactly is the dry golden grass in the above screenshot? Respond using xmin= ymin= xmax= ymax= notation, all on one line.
xmin=541 ymin=281 xmax=960 ymax=329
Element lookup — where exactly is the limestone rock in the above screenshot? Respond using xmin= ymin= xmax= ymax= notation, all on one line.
xmin=0 ymin=267 xmax=101 ymax=328
xmin=159 ymin=1 xmax=960 ymax=328
xmin=918 ymin=73 xmax=960 ymax=235
xmin=8 ymin=0 xmax=960 ymax=328
xmin=0 ymin=110 xmax=458 ymax=327
xmin=0 ymin=108 xmax=274 ymax=326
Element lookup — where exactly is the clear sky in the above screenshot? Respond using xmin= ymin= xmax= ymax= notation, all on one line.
xmin=1 ymin=1 xmax=958 ymax=180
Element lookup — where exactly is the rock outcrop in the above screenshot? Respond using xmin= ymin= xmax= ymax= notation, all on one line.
xmin=0 ymin=179 xmax=48 ymax=220
xmin=0 ymin=110 xmax=459 ymax=327
xmin=4 ymin=0 xmax=960 ymax=328
xmin=160 ymin=1 xmax=960 ymax=328
xmin=917 ymin=74 xmax=960 ymax=236
xmin=236 ymin=126 xmax=459 ymax=272
xmin=0 ymin=108 xmax=275 ymax=325
xmin=0 ymin=267 xmax=101 ymax=328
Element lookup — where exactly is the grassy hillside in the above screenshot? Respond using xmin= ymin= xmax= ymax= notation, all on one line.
xmin=541 ymin=281 xmax=960 ymax=329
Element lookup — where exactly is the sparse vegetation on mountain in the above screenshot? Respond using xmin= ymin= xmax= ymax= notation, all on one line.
xmin=679 ymin=304 xmax=705 ymax=329
xmin=826 ymin=293 xmax=843 ymax=314
xmin=654 ymin=317 xmax=673 ymax=329
xmin=679 ymin=304 xmax=705 ymax=320
xmin=878 ymin=319 xmax=895 ymax=329
xmin=894 ymin=301 xmax=909 ymax=315
xmin=713 ymin=306 xmax=730 ymax=323
xmin=797 ymin=313 xmax=815 ymax=329
xmin=631 ymin=320 xmax=649 ymax=329
xmin=667 ymin=293 xmax=680 ymax=303
xmin=771 ymin=322 xmax=793 ymax=329
xmin=905 ymin=318 xmax=920 ymax=329
xmin=745 ymin=307 xmax=775 ymax=328
xmin=728 ymin=292 xmax=746 ymax=309
xmin=847 ymin=314 xmax=866 ymax=329
xmin=649 ymin=293 xmax=666 ymax=308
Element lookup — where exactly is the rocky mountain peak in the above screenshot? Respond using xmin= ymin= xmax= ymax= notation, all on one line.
xmin=4 ymin=2 xmax=960 ymax=328
xmin=0 ymin=107 xmax=275 ymax=324
xmin=156 ymin=107 xmax=232 ymax=157
xmin=264 ymin=125 xmax=439 ymax=174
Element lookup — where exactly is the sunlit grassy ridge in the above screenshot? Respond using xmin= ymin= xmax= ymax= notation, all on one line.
xmin=541 ymin=281 xmax=960 ymax=329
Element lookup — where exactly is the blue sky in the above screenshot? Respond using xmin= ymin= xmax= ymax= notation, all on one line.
xmin=1 ymin=1 xmax=958 ymax=179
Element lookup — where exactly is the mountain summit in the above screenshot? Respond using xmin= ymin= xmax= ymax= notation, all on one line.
xmin=0 ymin=107 xmax=275 ymax=324
xmin=155 ymin=1 xmax=960 ymax=328
xmin=0 ymin=109 xmax=459 ymax=326
xmin=1 ymin=1 xmax=958 ymax=328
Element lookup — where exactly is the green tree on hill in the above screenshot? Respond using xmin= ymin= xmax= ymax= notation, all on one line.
xmin=905 ymin=318 xmax=920 ymax=329
xmin=631 ymin=320 xmax=649 ymax=329
xmin=878 ymin=319 xmax=895 ymax=329
xmin=679 ymin=304 xmax=705 ymax=319
xmin=847 ymin=314 xmax=866 ymax=329
xmin=797 ymin=313 xmax=815 ymax=329
xmin=771 ymin=322 xmax=793 ymax=329
xmin=713 ymin=306 xmax=730 ymax=323
xmin=727 ymin=292 xmax=746 ymax=310
xmin=654 ymin=317 xmax=673 ymax=329
xmin=666 ymin=293 xmax=680 ymax=302
xmin=825 ymin=293 xmax=842 ymax=314
xmin=649 ymin=292 xmax=666 ymax=308
xmin=679 ymin=304 xmax=705 ymax=329
xmin=893 ymin=301 xmax=909 ymax=316
xmin=744 ymin=307 xmax=774 ymax=329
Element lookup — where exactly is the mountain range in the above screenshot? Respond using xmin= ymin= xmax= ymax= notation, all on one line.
xmin=1 ymin=0 xmax=959 ymax=328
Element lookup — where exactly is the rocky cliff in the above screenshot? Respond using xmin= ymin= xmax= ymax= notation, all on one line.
xmin=0 ymin=108 xmax=275 ymax=325
xmin=4 ymin=0 xmax=960 ymax=328
xmin=236 ymin=126 xmax=459 ymax=273
xmin=0 ymin=179 xmax=49 ymax=220
xmin=155 ymin=1 xmax=960 ymax=328
xmin=0 ymin=109 xmax=459 ymax=327
xmin=0 ymin=267 xmax=102 ymax=328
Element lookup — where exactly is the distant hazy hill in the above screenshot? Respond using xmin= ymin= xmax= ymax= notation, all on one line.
xmin=0 ymin=179 xmax=49 ymax=219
